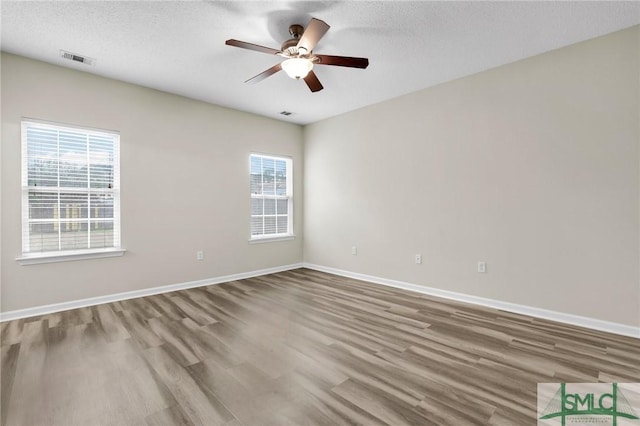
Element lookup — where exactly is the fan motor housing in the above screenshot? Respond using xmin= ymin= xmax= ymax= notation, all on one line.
xmin=281 ymin=38 xmax=298 ymax=52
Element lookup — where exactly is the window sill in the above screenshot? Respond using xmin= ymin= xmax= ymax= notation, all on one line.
xmin=16 ymin=248 xmax=126 ymax=265
xmin=248 ymin=235 xmax=295 ymax=244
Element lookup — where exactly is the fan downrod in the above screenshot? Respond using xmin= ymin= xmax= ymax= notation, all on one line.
xmin=288 ymin=24 xmax=304 ymax=39
xmin=281 ymin=24 xmax=305 ymax=53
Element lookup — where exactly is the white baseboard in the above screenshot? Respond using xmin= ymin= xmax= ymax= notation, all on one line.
xmin=0 ymin=263 xmax=303 ymax=322
xmin=3 ymin=261 xmax=638 ymax=339
xmin=303 ymin=263 xmax=640 ymax=339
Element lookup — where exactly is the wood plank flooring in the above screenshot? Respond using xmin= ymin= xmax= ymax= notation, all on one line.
xmin=1 ymin=268 xmax=639 ymax=425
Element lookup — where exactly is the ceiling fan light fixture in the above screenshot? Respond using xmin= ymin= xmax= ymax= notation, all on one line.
xmin=226 ymin=17 xmax=368 ymax=92
xmin=281 ymin=58 xmax=313 ymax=80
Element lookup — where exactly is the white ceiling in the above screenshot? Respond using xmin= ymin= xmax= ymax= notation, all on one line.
xmin=2 ymin=1 xmax=639 ymax=125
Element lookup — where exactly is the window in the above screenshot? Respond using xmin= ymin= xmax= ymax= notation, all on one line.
xmin=250 ymin=154 xmax=293 ymax=240
xmin=20 ymin=120 xmax=121 ymax=261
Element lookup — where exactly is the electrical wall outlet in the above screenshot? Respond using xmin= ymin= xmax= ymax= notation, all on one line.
xmin=196 ymin=250 xmax=204 ymax=261
xmin=477 ymin=261 xmax=486 ymax=273
xmin=351 ymin=246 xmax=358 ymax=256
xmin=415 ymin=254 xmax=422 ymax=264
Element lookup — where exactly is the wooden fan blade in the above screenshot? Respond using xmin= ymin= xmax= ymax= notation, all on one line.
xmin=225 ymin=39 xmax=280 ymax=55
xmin=303 ymin=70 xmax=323 ymax=92
xmin=245 ymin=63 xmax=282 ymax=84
xmin=315 ymin=54 xmax=369 ymax=69
xmin=297 ymin=18 xmax=330 ymax=53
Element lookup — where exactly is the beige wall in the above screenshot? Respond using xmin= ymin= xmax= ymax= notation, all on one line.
xmin=304 ymin=26 xmax=640 ymax=327
xmin=1 ymin=53 xmax=303 ymax=312
xmin=2 ymin=26 xmax=639 ymax=328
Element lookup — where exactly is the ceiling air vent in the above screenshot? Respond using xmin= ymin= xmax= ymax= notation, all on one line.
xmin=59 ymin=50 xmax=95 ymax=66
xmin=280 ymin=111 xmax=293 ymax=116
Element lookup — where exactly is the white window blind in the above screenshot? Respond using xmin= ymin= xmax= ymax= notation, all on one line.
xmin=250 ymin=154 xmax=292 ymax=239
xmin=21 ymin=120 xmax=121 ymax=254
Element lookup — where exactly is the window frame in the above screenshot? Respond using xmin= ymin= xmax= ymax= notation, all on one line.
xmin=17 ymin=119 xmax=124 ymax=265
xmin=249 ymin=153 xmax=294 ymax=243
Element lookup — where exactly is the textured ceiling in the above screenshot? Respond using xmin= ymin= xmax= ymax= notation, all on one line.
xmin=2 ymin=1 xmax=639 ymax=125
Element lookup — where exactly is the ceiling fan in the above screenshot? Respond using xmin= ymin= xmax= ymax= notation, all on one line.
xmin=225 ymin=18 xmax=369 ymax=93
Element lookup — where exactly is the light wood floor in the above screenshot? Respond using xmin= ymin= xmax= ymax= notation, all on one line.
xmin=1 ymin=268 xmax=639 ymax=425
